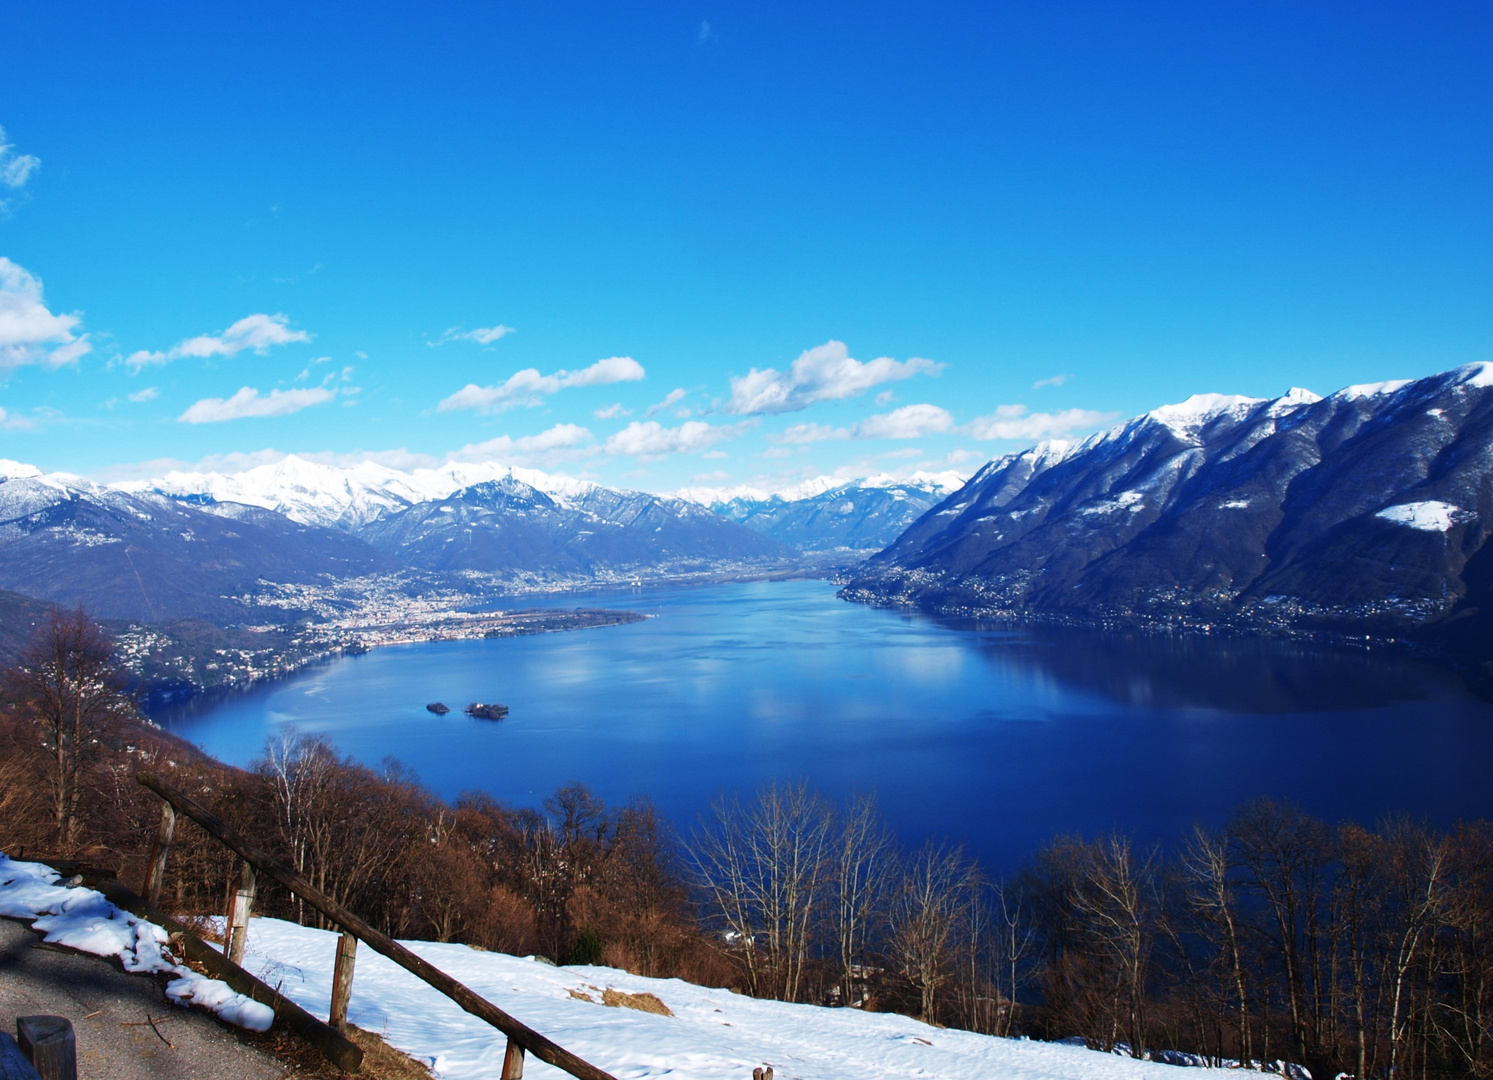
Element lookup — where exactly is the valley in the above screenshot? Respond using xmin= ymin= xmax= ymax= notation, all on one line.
xmin=6 ymin=363 xmax=1493 ymax=705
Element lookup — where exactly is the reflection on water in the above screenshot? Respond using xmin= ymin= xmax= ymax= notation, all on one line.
xmin=945 ymin=621 xmax=1467 ymax=714
xmin=158 ymin=579 xmax=1493 ymax=872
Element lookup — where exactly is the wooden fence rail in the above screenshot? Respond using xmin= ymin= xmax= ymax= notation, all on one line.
xmin=135 ymin=772 xmax=618 ymax=1080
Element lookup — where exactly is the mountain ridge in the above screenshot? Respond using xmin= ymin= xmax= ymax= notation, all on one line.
xmin=843 ymin=363 xmax=1493 ymax=671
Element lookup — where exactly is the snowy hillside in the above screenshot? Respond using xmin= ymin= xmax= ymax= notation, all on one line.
xmin=235 ymin=915 xmax=1194 ymax=1080
xmin=0 ymin=856 xmax=1204 ymax=1080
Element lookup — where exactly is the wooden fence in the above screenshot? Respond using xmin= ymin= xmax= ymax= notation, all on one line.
xmin=135 ymin=772 xmax=618 ymax=1080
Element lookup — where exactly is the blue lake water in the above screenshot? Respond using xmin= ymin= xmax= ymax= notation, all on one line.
xmin=159 ymin=579 xmax=1493 ymax=872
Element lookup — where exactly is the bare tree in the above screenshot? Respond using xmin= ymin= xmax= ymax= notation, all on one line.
xmin=832 ymin=792 xmax=896 ymax=1007
xmin=1179 ymin=824 xmax=1252 ymax=1065
xmin=687 ymin=780 xmax=834 ymax=1001
xmin=1231 ymin=799 xmax=1334 ymax=1075
xmin=1070 ymin=834 xmax=1160 ymax=1057
xmin=891 ymin=839 xmax=973 ymax=1023
xmin=1378 ymin=820 xmax=1450 ymax=1080
xmin=255 ymin=731 xmax=419 ymax=928
xmin=2 ymin=610 xmax=132 ymax=849
xmin=991 ymin=878 xmax=1036 ymax=1036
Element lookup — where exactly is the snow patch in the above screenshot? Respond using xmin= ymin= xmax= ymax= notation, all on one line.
xmin=1457 ymin=361 xmax=1493 ymax=388
xmin=1335 ymin=379 xmax=1413 ymax=402
xmin=231 ymin=914 xmax=1213 ymax=1080
xmin=1083 ymin=491 xmax=1146 ymax=516
xmin=1375 ymin=501 xmax=1469 ymax=532
xmin=0 ymin=855 xmax=274 ymax=1032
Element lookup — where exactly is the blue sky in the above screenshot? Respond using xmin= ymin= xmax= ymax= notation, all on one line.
xmin=1 ymin=1 xmax=1490 ymax=491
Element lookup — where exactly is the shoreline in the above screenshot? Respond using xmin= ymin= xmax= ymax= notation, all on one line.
xmin=130 ymin=606 xmax=647 ymax=717
xmin=837 ymin=582 xmax=1493 ymax=700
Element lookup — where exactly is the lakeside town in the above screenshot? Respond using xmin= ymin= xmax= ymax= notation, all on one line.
xmin=112 ymin=573 xmax=647 ymax=708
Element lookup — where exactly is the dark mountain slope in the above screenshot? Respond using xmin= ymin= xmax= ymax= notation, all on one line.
xmin=0 ymin=477 xmax=385 ymax=621
xmin=845 ymin=365 xmax=1493 ymax=647
xmin=0 ymin=589 xmax=55 ymax=665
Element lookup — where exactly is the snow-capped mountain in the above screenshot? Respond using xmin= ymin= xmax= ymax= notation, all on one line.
xmin=0 ymin=458 xmax=789 ymax=623
xmin=0 ymin=470 xmax=383 ymax=621
xmin=845 ymin=363 xmax=1493 ymax=650
xmin=359 ymin=475 xmax=787 ymax=574
xmin=680 ymin=472 xmax=967 ymax=553
xmin=119 ymin=455 xmax=598 ymax=530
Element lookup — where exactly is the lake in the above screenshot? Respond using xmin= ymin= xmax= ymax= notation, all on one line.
xmin=158 ymin=579 xmax=1493 ymax=873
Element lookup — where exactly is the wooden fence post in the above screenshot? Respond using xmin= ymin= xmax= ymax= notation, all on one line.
xmin=16 ymin=1015 xmax=76 ymax=1080
xmin=501 ymin=1036 xmax=525 ymax=1079
xmin=142 ymin=802 xmax=175 ymax=906
xmin=226 ymin=860 xmax=256 ymax=966
xmin=328 ymin=931 xmax=358 ymax=1031
xmin=137 ymin=771 xmax=619 ymax=1080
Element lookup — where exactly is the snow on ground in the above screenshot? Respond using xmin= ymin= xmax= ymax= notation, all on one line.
xmin=231 ymin=914 xmax=1206 ymax=1080
xmin=1375 ymin=500 xmax=1468 ymax=532
xmin=0 ymin=855 xmax=274 ymax=1031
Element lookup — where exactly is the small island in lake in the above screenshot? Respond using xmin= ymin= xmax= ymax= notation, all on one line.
xmin=426 ymin=702 xmax=450 ymax=715
xmin=465 ymin=702 xmax=509 ymax=721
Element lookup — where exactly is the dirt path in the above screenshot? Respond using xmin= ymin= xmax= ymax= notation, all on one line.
xmin=0 ymin=916 xmax=287 ymax=1080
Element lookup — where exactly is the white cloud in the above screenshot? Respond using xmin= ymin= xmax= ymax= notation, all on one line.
xmin=0 ymin=405 xmax=34 ymax=430
xmin=178 ymin=386 xmax=335 ymax=424
xmin=0 ymin=126 xmax=40 ymax=214
xmin=854 ymin=403 xmax=955 ymax=439
xmin=646 ymin=388 xmax=688 ymax=416
xmin=296 ymin=356 xmax=333 ymax=380
xmin=438 ymin=356 xmax=645 ymax=413
xmin=127 ymin=313 xmax=311 ymax=369
xmin=450 ymin=423 xmax=598 ymax=467
xmin=726 ymin=340 xmax=942 ymax=415
xmin=875 ymin=390 xmax=895 ymax=406
xmin=594 ymin=403 xmax=631 ymax=419
xmin=128 ymin=387 xmax=159 ymax=403
xmin=1033 ymin=373 xmax=1071 ymax=389
xmin=0 ymin=257 xmax=91 ymax=371
xmin=770 ymin=422 xmax=848 ymax=445
xmin=942 ymin=448 xmax=983 ymax=465
xmin=965 ymin=404 xmax=1115 ymax=441
xmin=431 ymin=324 xmax=516 ymax=346
xmin=767 ymin=404 xmax=954 ymax=444
xmin=604 ymin=420 xmax=745 ymax=460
